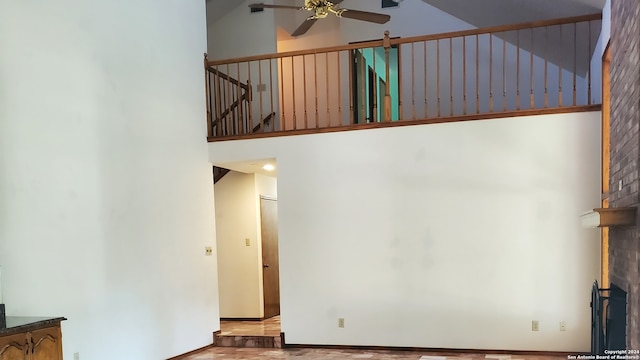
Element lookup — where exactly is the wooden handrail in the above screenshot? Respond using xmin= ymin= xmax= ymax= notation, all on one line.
xmin=212 ymin=92 xmax=249 ymax=127
xmin=252 ymin=112 xmax=276 ymax=133
xmin=207 ymin=67 xmax=250 ymax=91
xmin=389 ymin=13 xmax=601 ymax=46
xmin=206 ymin=13 xmax=601 ymax=66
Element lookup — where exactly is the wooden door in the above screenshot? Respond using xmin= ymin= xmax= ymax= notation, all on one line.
xmin=260 ymin=196 xmax=280 ymax=319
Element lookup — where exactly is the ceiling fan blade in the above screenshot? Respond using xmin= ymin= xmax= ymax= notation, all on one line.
xmin=248 ymin=3 xmax=304 ymax=10
xmin=291 ymin=18 xmax=318 ymax=37
xmin=331 ymin=0 xmax=346 ymax=5
xmin=338 ymin=9 xmax=391 ymax=24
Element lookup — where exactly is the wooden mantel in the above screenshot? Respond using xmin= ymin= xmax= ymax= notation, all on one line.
xmin=580 ymin=207 xmax=637 ymax=228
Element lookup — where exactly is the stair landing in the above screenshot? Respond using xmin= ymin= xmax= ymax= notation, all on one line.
xmin=214 ymin=316 xmax=282 ymax=348
xmin=214 ymin=334 xmax=282 ymax=348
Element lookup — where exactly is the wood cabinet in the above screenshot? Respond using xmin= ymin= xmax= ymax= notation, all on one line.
xmin=0 ymin=332 xmax=29 ymax=360
xmin=0 ymin=318 xmax=64 ymax=360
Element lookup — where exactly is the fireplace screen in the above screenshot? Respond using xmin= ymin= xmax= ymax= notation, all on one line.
xmin=591 ymin=281 xmax=627 ymax=354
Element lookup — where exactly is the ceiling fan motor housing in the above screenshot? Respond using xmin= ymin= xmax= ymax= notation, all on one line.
xmin=249 ymin=1 xmax=390 ymax=36
xmin=304 ymin=0 xmax=338 ymax=18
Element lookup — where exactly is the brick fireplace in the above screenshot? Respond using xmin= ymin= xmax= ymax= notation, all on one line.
xmin=608 ymin=0 xmax=640 ymax=350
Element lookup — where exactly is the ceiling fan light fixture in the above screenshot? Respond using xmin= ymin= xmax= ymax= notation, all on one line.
xmin=248 ymin=0 xmax=390 ymax=36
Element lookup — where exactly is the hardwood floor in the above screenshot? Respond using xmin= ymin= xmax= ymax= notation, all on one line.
xmin=183 ymin=348 xmax=568 ymax=360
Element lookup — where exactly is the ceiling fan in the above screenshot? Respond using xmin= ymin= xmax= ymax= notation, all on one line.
xmin=248 ymin=0 xmax=391 ymax=37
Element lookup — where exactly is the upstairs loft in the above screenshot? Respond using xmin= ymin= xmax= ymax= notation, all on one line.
xmin=205 ymin=13 xmax=602 ymax=142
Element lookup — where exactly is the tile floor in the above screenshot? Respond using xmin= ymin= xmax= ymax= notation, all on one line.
xmin=183 ymin=317 xmax=568 ymax=359
xmin=183 ymin=348 xmax=568 ymax=360
xmin=218 ymin=316 xmax=281 ymax=336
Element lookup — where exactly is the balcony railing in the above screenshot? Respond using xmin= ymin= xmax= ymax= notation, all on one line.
xmin=205 ymin=13 xmax=602 ymax=141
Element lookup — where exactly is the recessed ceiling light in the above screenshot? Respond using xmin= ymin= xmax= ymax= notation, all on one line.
xmin=263 ymin=164 xmax=275 ymax=171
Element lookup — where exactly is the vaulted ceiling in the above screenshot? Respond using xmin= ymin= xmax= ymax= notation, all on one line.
xmin=206 ymin=0 xmax=242 ymax=24
xmin=207 ymin=0 xmax=606 ymax=27
xmin=207 ymin=0 xmax=605 ymax=73
xmin=419 ymin=0 xmax=605 ymax=27
xmin=417 ymin=0 xmax=605 ymax=75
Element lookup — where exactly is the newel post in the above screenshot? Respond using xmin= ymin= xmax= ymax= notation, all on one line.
xmin=204 ymin=53 xmax=213 ymax=138
xmin=383 ymin=31 xmax=392 ymax=122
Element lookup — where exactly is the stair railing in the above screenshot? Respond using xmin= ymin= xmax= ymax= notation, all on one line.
xmin=205 ymin=56 xmax=254 ymax=138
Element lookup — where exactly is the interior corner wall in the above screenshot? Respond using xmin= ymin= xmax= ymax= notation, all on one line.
xmin=208 ymin=111 xmax=601 ymax=352
xmin=0 ymin=1 xmax=219 ymax=359
xmin=214 ymin=171 xmax=264 ymax=318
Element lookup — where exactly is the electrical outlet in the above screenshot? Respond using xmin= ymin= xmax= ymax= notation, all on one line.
xmin=532 ymin=320 xmax=539 ymax=331
xmin=560 ymin=321 xmax=567 ymax=331
xmin=74 ymin=353 xmax=80 ymax=360
xmin=245 ymin=238 xmax=251 ymax=246
xmin=338 ymin=318 xmax=345 ymax=328
xmin=205 ymin=247 xmax=213 ymax=256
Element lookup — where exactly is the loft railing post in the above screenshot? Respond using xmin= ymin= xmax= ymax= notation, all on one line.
xmin=373 ymin=46 xmax=378 ymax=122
xmin=247 ymin=62 xmax=253 ymax=130
xmin=237 ymin=63 xmax=244 ymax=134
xmin=337 ymin=51 xmax=343 ymax=125
xmin=384 ymin=30 xmax=392 ymax=122
xmin=204 ymin=53 xmax=213 ymax=138
xmin=246 ymin=79 xmax=253 ymax=133
xmin=326 ymin=52 xmax=332 ymax=126
xmin=214 ymin=65 xmax=223 ymax=136
xmin=348 ymin=51 xmax=354 ymax=124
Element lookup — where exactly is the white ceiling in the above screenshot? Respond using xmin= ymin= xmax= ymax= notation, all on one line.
xmin=214 ymin=158 xmax=278 ymax=177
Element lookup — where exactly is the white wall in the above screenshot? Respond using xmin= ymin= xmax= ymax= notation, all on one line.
xmin=207 ymin=0 xmax=278 ymax=60
xmin=214 ymin=171 xmax=277 ymax=318
xmin=208 ymin=111 xmax=601 ymax=352
xmin=215 ymin=171 xmax=262 ymax=318
xmin=0 ymin=1 xmax=219 ymax=359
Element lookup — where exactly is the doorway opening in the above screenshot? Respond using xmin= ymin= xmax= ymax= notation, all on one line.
xmin=351 ymin=44 xmax=399 ymax=123
xmin=260 ymin=196 xmax=280 ymax=319
xmin=212 ymin=162 xmax=281 ymax=337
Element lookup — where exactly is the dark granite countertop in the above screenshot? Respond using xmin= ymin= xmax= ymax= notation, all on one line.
xmin=0 ymin=317 xmax=66 ymax=337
